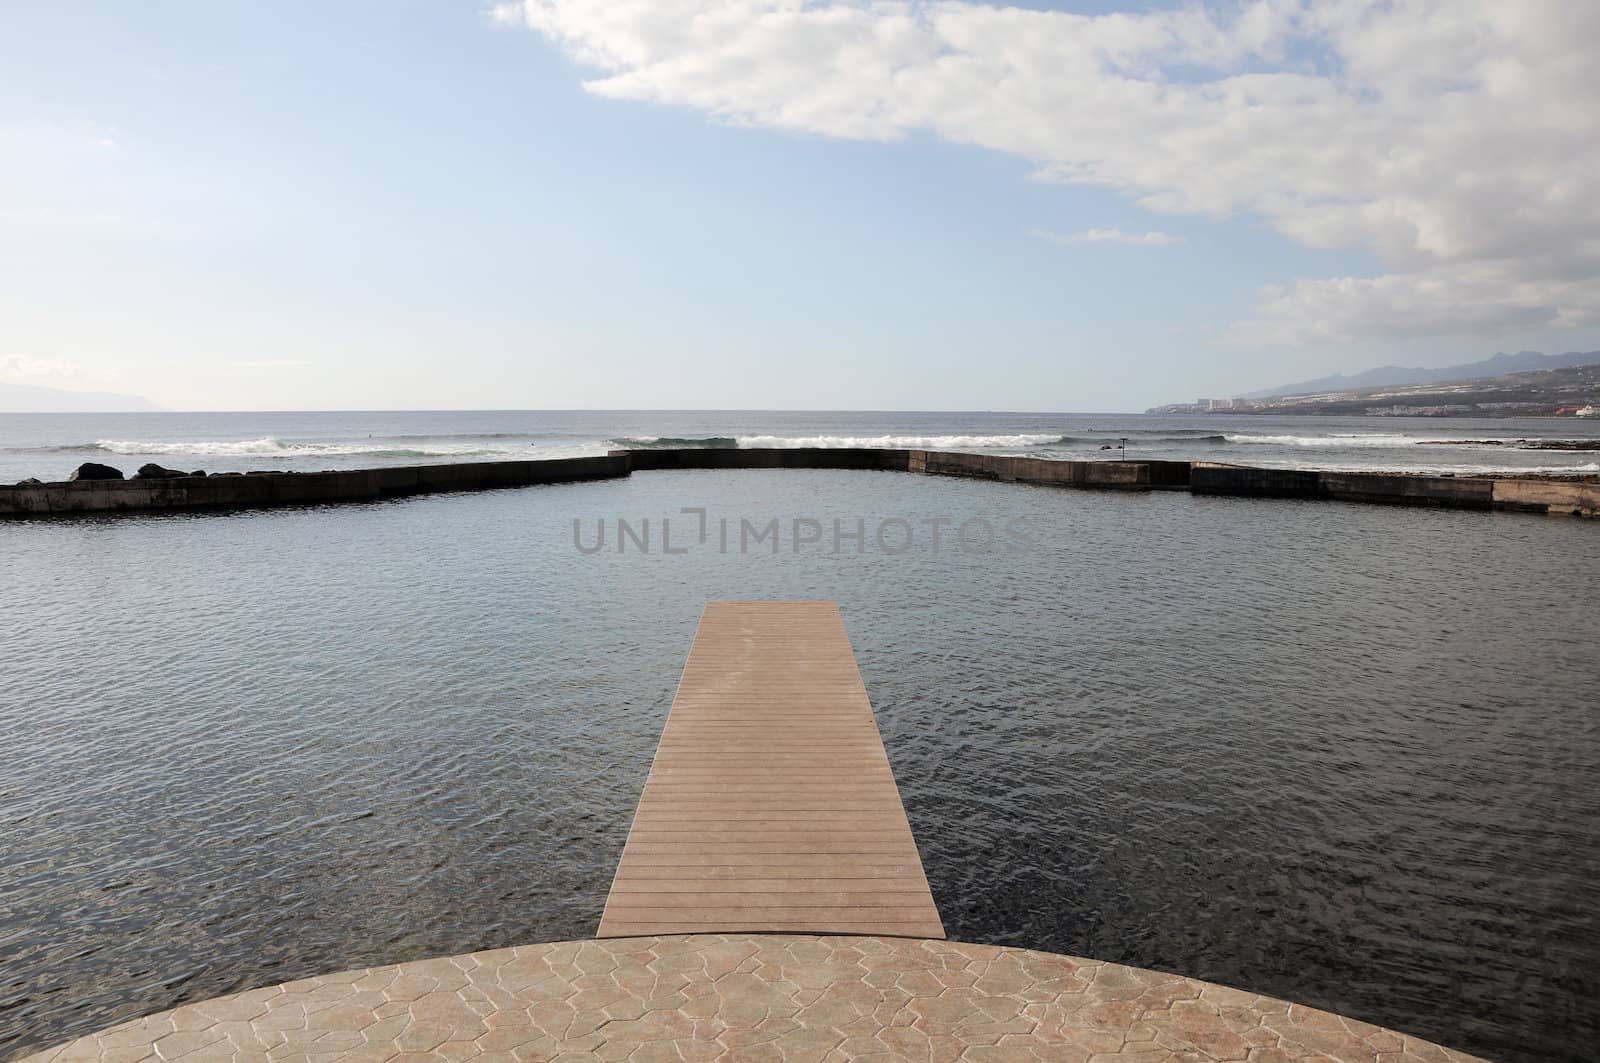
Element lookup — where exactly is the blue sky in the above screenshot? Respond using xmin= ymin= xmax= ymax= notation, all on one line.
xmin=3 ymin=1 xmax=1598 ymax=411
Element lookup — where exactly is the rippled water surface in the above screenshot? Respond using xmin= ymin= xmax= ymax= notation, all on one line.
xmin=3 ymin=470 xmax=1598 ymax=1062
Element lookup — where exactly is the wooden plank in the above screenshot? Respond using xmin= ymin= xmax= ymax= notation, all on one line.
xmin=597 ymin=600 xmax=944 ymax=939
xmin=596 ymin=921 xmax=941 ymax=935
xmin=608 ymin=876 xmax=933 ymax=890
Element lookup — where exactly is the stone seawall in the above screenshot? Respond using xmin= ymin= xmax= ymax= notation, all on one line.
xmin=915 ymin=453 xmax=1597 ymax=514
xmin=1490 ymin=476 xmax=1600 ymax=516
xmin=609 ymin=446 xmax=911 ymax=471
xmin=0 ymin=455 xmax=629 ymax=516
xmin=1190 ymin=463 xmax=1507 ymax=511
xmin=914 ymin=450 xmax=1192 ymax=488
xmin=1185 ymin=463 xmax=1597 ymax=516
xmin=3 ymin=448 xmax=1595 ymax=517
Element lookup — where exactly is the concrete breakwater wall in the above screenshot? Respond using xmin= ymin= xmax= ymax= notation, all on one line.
xmin=1189 ymin=462 xmax=1600 ymax=516
xmin=1490 ymin=476 xmax=1600 ymax=515
xmin=2 ymin=447 xmax=1595 ymax=516
xmin=919 ymin=452 xmax=1595 ymax=516
xmin=913 ymin=449 xmax=1194 ymax=488
xmin=0 ymin=455 xmax=629 ymax=516
xmin=610 ymin=446 xmax=910 ymax=471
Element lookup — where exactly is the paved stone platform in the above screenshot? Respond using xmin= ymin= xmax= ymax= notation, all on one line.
xmin=20 ymin=934 xmax=1484 ymax=1063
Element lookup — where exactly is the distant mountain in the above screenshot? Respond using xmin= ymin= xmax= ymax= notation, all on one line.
xmin=0 ymin=380 xmax=162 ymax=412
xmin=1243 ymin=349 xmax=1600 ymax=399
xmin=1150 ymin=358 xmax=1600 ymax=418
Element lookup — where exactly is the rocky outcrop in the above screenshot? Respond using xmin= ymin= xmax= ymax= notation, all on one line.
xmin=69 ymin=462 xmax=123 ymax=481
xmin=134 ymin=464 xmax=189 ymax=479
xmin=1523 ymin=439 xmax=1600 ymax=451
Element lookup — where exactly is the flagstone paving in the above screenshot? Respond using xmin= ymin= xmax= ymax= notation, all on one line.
xmin=19 ymin=934 xmax=1485 ymax=1063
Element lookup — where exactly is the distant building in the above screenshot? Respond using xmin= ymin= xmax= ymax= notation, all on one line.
xmin=1367 ymin=404 xmax=1474 ymax=416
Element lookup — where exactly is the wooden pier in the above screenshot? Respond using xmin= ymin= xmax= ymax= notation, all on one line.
xmin=598 ymin=601 xmax=944 ymax=938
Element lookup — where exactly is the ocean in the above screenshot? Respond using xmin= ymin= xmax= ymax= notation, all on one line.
xmin=2 ymin=411 xmax=1597 ymax=1062
xmin=2 ymin=409 xmax=1599 ymax=483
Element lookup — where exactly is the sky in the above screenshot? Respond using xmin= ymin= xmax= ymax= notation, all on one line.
xmin=2 ymin=0 xmax=1598 ymax=412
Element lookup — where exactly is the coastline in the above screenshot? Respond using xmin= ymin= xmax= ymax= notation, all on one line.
xmin=2 ymin=447 xmax=1596 ymax=518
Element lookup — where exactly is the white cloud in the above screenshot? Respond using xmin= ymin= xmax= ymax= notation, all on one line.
xmin=1035 ymin=228 xmax=1182 ymax=247
xmin=0 ymin=354 xmax=89 ymax=382
xmin=495 ymin=0 xmax=1600 ymax=345
xmin=0 ymin=354 xmax=136 ymax=394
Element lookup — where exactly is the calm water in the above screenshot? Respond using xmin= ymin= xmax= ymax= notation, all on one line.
xmin=2 ymin=464 xmax=1598 ymax=1061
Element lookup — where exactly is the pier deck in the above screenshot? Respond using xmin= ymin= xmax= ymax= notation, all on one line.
xmin=597 ymin=600 xmax=944 ymax=938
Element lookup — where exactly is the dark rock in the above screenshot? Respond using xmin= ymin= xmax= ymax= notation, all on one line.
xmin=16 ymin=477 xmax=41 ymax=485
xmin=189 ymin=469 xmax=206 ymax=477
xmin=135 ymin=463 xmax=189 ymax=479
xmin=1524 ymin=439 xmax=1600 ymax=451
xmin=69 ymin=462 xmax=124 ymax=481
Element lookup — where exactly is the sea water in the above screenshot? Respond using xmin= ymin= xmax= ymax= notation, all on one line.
xmin=2 ymin=409 xmax=1599 ymax=482
xmin=2 ymin=421 xmax=1598 ymax=1061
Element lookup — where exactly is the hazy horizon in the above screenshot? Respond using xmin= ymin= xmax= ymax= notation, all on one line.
xmin=8 ymin=346 xmax=1598 ymax=414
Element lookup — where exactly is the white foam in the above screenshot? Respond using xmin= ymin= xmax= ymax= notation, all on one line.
xmin=734 ymin=433 xmax=1062 ymax=449
xmin=1243 ymin=459 xmax=1599 ymax=476
xmin=90 ymin=437 xmax=599 ymax=459
xmin=1223 ymin=433 xmax=1513 ymax=448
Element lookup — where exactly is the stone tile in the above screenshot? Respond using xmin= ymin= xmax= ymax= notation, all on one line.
xmin=17 ymin=935 xmax=1489 ymax=1063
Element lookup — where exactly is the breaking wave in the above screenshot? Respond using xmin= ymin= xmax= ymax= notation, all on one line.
xmin=1223 ymin=433 xmax=1506 ymax=448
xmin=8 ymin=429 xmax=1591 ymax=479
xmin=1097 ymin=434 xmax=1228 ymax=444
xmin=608 ymin=436 xmax=739 ymax=449
xmin=82 ymin=437 xmax=533 ymax=459
xmin=612 ymin=433 xmax=1072 ymax=449
xmin=738 ymin=433 xmax=1070 ymax=449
